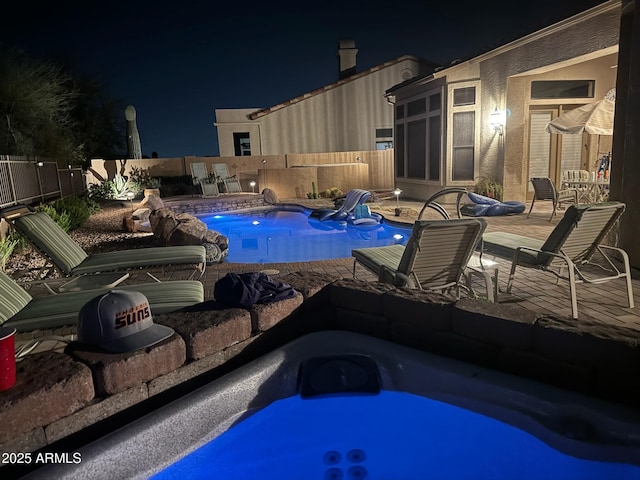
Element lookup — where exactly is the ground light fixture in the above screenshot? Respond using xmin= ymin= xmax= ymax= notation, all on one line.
xmin=250 ymin=181 xmax=256 ymax=193
xmin=393 ymin=188 xmax=402 ymax=216
xmin=126 ymin=191 xmax=135 ymax=213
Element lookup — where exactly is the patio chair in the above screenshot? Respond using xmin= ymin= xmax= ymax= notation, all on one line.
xmin=213 ymin=163 xmax=242 ymax=193
xmin=527 ymin=177 xmax=578 ymax=222
xmin=3 ymin=207 xmax=206 ymax=280
xmin=482 ymin=202 xmax=633 ymax=319
xmin=351 ymin=218 xmax=488 ymax=299
xmin=561 ymin=170 xmax=591 ymax=203
xmin=0 ymin=269 xmax=204 ymax=332
xmin=190 ymin=162 xmax=219 ymax=197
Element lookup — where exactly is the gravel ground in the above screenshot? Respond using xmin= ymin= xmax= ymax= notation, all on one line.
xmin=5 ymin=201 xmax=156 ymax=280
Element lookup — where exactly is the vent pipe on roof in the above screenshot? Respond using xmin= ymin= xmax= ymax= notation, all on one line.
xmin=338 ymin=39 xmax=358 ymax=79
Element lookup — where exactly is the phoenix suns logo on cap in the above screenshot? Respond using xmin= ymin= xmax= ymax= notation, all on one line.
xmin=114 ymin=302 xmax=150 ymax=330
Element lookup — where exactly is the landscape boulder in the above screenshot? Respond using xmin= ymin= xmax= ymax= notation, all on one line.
xmin=149 ymin=208 xmax=228 ymax=263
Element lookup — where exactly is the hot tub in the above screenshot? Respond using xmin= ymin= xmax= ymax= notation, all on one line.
xmin=25 ymin=331 xmax=640 ymax=479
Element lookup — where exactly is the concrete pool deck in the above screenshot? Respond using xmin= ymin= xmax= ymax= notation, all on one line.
xmin=2 ymin=193 xmax=639 ymax=473
xmin=154 ymin=194 xmax=640 ymax=329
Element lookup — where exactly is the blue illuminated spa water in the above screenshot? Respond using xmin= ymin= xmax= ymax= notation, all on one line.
xmin=153 ymin=391 xmax=640 ymax=480
xmin=201 ymin=208 xmax=410 ymax=263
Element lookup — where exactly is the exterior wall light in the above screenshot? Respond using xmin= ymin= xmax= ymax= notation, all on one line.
xmin=490 ymin=107 xmax=506 ymax=135
xmin=250 ymin=180 xmax=256 ymax=193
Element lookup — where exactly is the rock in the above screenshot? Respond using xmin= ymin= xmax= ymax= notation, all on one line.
xmin=262 ymin=188 xmax=279 ymax=204
xmin=141 ymin=194 xmax=165 ymax=212
xmin=149 ymin=208 xmax=228 ymax=262
xmin=122 ymin=216 xmax=136 ymax=232
xmin=167 ymin=214 xmax=208 ymax=246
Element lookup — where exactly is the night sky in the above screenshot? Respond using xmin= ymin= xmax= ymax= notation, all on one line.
xmin=1 ymin=0 xmax=607 ymax=158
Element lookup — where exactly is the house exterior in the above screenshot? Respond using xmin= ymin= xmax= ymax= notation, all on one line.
xmin=387 ymin=1 xmax=621 ymax=202
xmin=214 ymin=40 xmax=438 ymax=157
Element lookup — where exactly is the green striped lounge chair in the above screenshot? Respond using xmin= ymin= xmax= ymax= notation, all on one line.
xmin=352 ymin=218 xmax=487 ymax=298
xmin=11 ymin=210 xmax=206 ymax=279
xmin=0 ymin=270 xmax=204 ymax=332
xmin=482 ymin=202 xmax=633 ymax=319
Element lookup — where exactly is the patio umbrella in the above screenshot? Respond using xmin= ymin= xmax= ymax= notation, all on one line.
xmin=545 ymin=98 xmax=615 ymax=136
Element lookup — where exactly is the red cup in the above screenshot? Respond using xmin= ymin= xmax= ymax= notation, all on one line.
xmin=0 ymin=327 xmax=16 ymax=392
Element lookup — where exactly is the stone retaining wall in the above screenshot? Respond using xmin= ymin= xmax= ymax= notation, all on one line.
xmin=2 ymin=273 xmax=639 ymax=457
xmin=164 ymin=195 xmax=266 ymax=216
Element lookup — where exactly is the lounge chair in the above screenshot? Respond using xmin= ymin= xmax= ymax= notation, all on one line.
xmin=352 ymin=218 xmax=489 ymax=299
xmin=527 ymin=177 xmax=578 ymax=222
xmin=213 ymin=163 xmax=242 ymax=193
xmin=482 ymin=202 xmax=633 ymax=319
xmin=3 ymin=207 xmax=206 ymax=280
xmin=0 ymin=270 xmax=204 ymax=332
xmin=190 ymin=162 xmax=219 ymax=197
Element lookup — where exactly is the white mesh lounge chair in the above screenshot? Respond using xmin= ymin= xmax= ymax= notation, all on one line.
xmin=213 ymin=163 xmax=242 ymax=193
xmin=482 ymin=202 xmax=633 ymax=319
xmin=528 ymin=177 xmax=578 ymax=222
xmin=0 ymin=269 xmax=204 ymax=332
xmin=4 ymin=208 xmax=206 ymax=280
xmin=190 ymin=162 xmax=219 ymax=197
xmin=352 ymin=218 xmax=487 ymax=299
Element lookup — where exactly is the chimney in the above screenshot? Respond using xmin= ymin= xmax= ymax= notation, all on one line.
xmin=338 ymin=39 xmax=358 ymax=79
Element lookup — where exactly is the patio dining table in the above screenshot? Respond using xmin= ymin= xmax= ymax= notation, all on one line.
xmin=563 ymin=179 xmax=610 ymax=203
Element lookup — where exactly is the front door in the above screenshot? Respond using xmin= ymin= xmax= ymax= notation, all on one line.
xmin=527 ymin=107 xmax=584 ymax=199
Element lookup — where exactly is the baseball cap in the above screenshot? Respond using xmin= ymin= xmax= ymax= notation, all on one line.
xmin=78 ymin=290 xmax=174 ymax=353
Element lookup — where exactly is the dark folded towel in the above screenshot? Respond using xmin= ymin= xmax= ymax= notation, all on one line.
xmin=214 ymin=272 xmax=297 ymax=308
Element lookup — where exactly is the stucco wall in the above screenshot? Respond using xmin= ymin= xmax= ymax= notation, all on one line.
xmin=216 ymin=58 xmax=432 ymax=156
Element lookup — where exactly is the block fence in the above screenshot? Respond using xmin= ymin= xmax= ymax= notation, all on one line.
xmin=1 ymin=272 xmax=639 ymax=459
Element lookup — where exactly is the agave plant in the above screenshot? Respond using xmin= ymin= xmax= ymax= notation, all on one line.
xmin=112 ymin=174 xmax=139 ymax=200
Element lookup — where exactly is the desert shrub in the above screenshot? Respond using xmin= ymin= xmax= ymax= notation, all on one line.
xmin=88 ymin=181 xmax=115 ymax=200
xmin=49 ymin=197 xmax=100 ymax=230
xmin=475 ymin=176 xmax=504 ymax=201
xmin=129 ymin=166 xmax=162 ymax=189
xmin=36 ymin=197 xmax=99 ymax=231
xmin=36 ymin=204 xmax=71 ymax=232
xmin=160 ymin=175 xmax=194 ymax=196
xmin=88 ymin=175 xmax=142 ymax=201
xmin=0 ymin=235 xmax=18 ymax=271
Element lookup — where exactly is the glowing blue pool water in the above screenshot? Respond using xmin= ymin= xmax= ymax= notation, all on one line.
xmin=153 ymin=391 xmax=640 ymax=480
xmin=201 ymin=208 xmax=410 ymax=263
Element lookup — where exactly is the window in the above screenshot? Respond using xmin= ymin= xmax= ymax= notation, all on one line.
xmin=395 ymin=124 xmax=405 ymax=177
xmin=407 ymin=119 xmax=426 ymax=178
xmin=233 ymin=132 xmax=251 ymax=156
xmin=452 ymin=112 xmax=475 ymax=180
xmin=375 ymin=128 xmax=393 ymax=150
xmin=447 ymin=81 xmax=480 ymax=183
xmin=407 ymin=98 xmax=426 ymax=116
xmin=428 ymin=115 xmax=440 ymax=180
xmin=453 ymin=87 xmax=476 ymax=106
xmin=394 ymin=90 xmax=441 ymax=182
xmin=531 ymin=80 xmax=595 ymax=99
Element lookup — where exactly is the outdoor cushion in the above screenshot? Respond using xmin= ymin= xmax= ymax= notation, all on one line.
xmin=13 ymin=211 xmax=206 ymax=276
xmin=0 ymin=271 xmax=204 ymax=332
xmin=481 ymin=232 xmax=545 ymax=266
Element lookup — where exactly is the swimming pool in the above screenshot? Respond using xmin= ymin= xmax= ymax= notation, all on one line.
xmin=200 ymin=206 xmax=410 ymax=263
xmin=28 ymin=331 xmax=640 ymax=480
